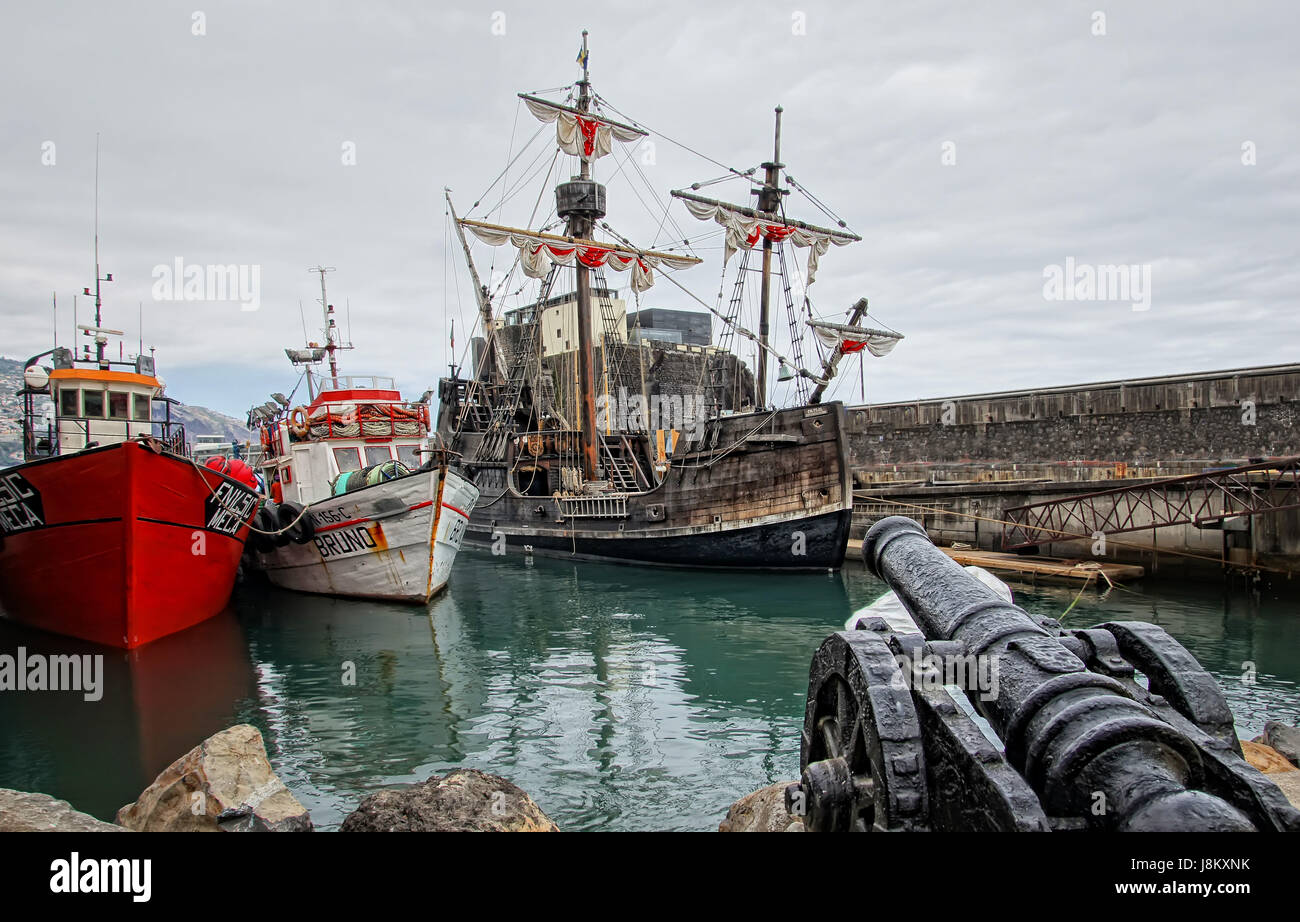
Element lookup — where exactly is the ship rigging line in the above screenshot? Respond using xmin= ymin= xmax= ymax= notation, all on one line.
xmin=466 ymin=123 xmax=548 ymax=216
xmin=785 ymin=175 xmax=854 ymax=233
xmin=601 ymin=222 xmax=814 ymax=378
xmin=591 ymin=91 xmax=752 ymax=183
xmin=605 ymin=142 xmax=693 ymax=257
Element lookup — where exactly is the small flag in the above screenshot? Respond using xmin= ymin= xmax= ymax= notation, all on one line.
xmin=576 ymin=46 xmax=589 ymax=69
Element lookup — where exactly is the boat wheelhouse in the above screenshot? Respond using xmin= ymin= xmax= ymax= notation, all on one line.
xmin=260 ymin=373 xmax=429 ymax=503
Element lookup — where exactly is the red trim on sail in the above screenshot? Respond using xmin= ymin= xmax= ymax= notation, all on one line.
xmin=577 ymin=246 xmax=610 ymax=268
xmin=575 ymin=115 xmax=599 ymax=157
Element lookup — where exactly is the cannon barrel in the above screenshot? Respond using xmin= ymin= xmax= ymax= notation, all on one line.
xmin=860 ymin=515 xmax=1257 ymax=831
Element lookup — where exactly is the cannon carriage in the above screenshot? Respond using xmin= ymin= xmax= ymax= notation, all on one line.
xmin=788 ymin=516 xmax=1300 ymax=832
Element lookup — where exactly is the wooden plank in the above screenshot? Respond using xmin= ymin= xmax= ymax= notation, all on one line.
xmin=846 ymin=540 xmax=1144 ymax=584
xmin=939 ymin=548 xmax=1143 ymax=583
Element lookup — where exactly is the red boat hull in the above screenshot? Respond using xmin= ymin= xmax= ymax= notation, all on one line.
xmin=0 ymin=441 xmax=259 ymax=649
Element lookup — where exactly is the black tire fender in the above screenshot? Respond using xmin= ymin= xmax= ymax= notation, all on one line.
xmin=277 ymin=501 xmax=315 ymax=544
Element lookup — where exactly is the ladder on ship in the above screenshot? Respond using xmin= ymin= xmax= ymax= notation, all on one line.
xmin=600 ymin=434 xmax=648 ymax=493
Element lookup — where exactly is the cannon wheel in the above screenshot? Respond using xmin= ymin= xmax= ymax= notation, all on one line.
xmin=800 ymin=631 xmax=929 ymax=831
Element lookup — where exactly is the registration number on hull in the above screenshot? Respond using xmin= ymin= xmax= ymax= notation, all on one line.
xmin=313 ymin=525 xmax=379 ymax=560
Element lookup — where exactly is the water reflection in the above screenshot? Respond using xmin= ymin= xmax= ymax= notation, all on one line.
xmin=0 ymin=610 xmax=256 ymax=820
xmin=0 ymin=551 xmax=1296 ymax=831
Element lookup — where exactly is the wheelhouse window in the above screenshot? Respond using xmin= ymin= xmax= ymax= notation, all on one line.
xmin=59 ymin=388 xmax=79 ymax=417
xmin=108 ymin=391 xmax=130 ymax=420
xmin=82 ymin=390 xmax=105 ymax=418
xmin=365 ymin=446 xmax=393 ymax=467
xmin=333 ymin=447 xmax=363 ymax=473
xmin=133 ymin=393 xmax=151 ymax=421
xmin=396 ymin=444 xmax=420 ymax=468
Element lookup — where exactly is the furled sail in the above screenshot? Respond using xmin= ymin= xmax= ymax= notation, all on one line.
xmin=460 ymin=218 xmax=699 ymax=293
xmin=521 ymin=94 xmax=647 ymax=163
xmin=672 ymin=191 xmax=858 ymax=285
xmin=808 ymin=319 xmax=901 ymax=358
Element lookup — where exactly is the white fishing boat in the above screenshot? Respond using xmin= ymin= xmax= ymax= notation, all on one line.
xmin=245 ymin=269 xmax=479 ymax=603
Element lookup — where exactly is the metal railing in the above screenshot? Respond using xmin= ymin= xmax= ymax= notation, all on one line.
xmin=23 ymin=416 xmax=188 ymax=460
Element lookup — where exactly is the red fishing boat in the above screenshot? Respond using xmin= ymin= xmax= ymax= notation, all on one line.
xmin=0 ymin=249 xmax=260 ymax=648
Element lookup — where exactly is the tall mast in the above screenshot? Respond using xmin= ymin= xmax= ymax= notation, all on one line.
xmin=753 ymin=106 xmax=785 ymax=409
xmin=558 ymin=29 xmax=602 ymax=482
xmin=311 ymin=265 xmax=339 ymax=380
xmin=88 ymin=134 xmax=112 ymax=368
xmin=446 ymin=191 xmax=499 ymax=382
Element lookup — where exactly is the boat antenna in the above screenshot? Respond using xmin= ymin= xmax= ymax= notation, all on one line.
xmin=309 ymin=265 xmax=338 ymax=379
xmin=52 ymin=292 xmax=58 ymax=348
xmin=86 ymin=134 xmax=114 ymax=367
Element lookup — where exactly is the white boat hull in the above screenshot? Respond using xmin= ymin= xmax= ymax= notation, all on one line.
xmin=254 ymin=468 xmax=479 ymax=603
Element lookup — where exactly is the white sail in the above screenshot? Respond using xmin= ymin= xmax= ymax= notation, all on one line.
xmin=809 ymin=320 xmax=901 ymax=358
xmin=678 ymin=195 xmax=856 ymax=285
xmin=522 ymin=95 xmax=646 ymax=163
xmin=460 ymin=218 xmax=698 ymax=293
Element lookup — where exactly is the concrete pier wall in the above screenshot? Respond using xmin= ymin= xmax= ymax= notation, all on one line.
xmin=847 ymin=363 xmax=1300 ymax=470
xmin=845 ymin=364 xmax=1300 ymax=581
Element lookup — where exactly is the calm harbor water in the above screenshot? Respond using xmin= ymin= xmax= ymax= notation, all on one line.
xmin=2 ymin=549 xmax=1299 ymax=831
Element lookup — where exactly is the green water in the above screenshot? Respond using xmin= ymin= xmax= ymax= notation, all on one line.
xmin=2 ymin=550 xmax=1298 ymax=830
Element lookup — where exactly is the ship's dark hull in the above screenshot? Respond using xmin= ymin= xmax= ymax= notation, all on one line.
xmin=442 ymin=399 xmax=854 ymax=571
xmin=463 ymin=506 xmax=851 ymax=569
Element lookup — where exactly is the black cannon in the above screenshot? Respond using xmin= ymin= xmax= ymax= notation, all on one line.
xmin=788 ymin=516 xmax=1300 ymax=832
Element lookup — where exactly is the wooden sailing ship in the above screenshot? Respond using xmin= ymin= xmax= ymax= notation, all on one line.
xmin=435 ymin=33 xmax=901 ymax=570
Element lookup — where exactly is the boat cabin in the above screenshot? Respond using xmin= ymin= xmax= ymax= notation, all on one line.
xmin=257 ymin=374 xmax=430 ymax=505
xmin=19 ymin=349 xmax=185 ymax=460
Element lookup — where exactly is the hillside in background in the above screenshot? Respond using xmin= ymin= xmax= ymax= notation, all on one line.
xmin=0 ymin=355 xmax=250 ymax=467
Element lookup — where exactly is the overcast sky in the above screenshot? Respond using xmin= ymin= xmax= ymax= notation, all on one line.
xmin=2 ymin=1 xmax=1297 ymax=418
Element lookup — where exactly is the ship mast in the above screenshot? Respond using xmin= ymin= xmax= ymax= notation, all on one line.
xmin=561 ymin=29 xmax=602 ymax=482
xmin=446 ymin=191 xmax=499 ymax=383
xmin=86 ymin=135 xmax=113 ymax=368
xmin=753 ymin=107 xmax=786 ymax=409
xmin=311 ymin=265 xmax=340 ymax=381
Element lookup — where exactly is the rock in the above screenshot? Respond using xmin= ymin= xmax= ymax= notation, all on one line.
xmin=0 ymin=789 xmax=126 ymax=832
xmin=1263 ymin=721 xmax=1300 ymax=768
xmin=718 ymin=782 xmax=805 ymax=832
xmin=1241 ymin=739 xmax=1299 ymax=774
xmin=1267 ymin=770 xmax=1300 ymax=810
xmin=340 ymin=769 xmax=558 ymax=832
xmin=116 ymin=724 xmax=311 ymax=832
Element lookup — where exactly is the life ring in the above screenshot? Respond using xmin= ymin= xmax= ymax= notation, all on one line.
xmin=276 ymin=501 xmax=315 ymax=544
xmin=289 ymin=406 xmax=310 ymax=439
